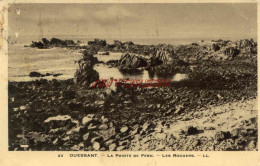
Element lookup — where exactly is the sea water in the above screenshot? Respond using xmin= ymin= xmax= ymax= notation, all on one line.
xmin=8 ymin=36 xmax=194 ymax=82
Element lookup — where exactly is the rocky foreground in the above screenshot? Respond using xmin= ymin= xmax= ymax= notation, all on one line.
xmin=9 ymin=38 xmax=258 ymax=151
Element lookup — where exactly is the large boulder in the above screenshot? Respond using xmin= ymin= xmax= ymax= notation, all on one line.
xmin=118 ymin=53 xmax=147 ymax=70
xmin=150 ymin=49 xmax=175 ymax=66
xmin=74 ymin=52 xmax=99 ymax=86
xmin=29 ymin=71 xmax=42 ymax=77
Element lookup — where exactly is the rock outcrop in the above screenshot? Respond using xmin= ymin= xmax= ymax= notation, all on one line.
xmin=150 ymin=49 xmax=175 ymax=66
xmin=29 ymin=71 xmax=62 ymax=78
xmin=74 ymin=51 xmax=99 ymax=86
xmin=29 ymin=71 xmax=42 ymax=77
xmin=174 ymin=39 xmax=257 ymax=62
xmin=118 ymin=53 xmax=148 ymax=70
xmin=30 ymin=38 xmax=77 ymax=49
xmin=117 ymin=49 xmax=177 ymax=70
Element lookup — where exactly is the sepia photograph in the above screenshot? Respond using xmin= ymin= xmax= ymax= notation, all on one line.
xmin=7 ymin=3 xmax=257 ymax=151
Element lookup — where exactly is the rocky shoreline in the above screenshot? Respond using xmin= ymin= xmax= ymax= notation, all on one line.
xmin=9 ymin=38 xmax=257 ymax=151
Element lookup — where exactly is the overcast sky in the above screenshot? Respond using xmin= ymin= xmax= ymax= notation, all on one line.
xmin=8 ymin=3 xmax=257 ymax=40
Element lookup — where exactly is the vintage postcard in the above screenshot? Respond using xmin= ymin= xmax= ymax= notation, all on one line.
xmin=0 ymin=1 xmax=259 ymax=166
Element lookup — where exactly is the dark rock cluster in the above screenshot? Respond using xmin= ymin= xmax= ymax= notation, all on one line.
xmin=30 ymin=38 xmax=77 ymax=49
xmin=29 ymin=71 xmax=62 ymax=78
xmin=116 ymin=49 xmax=177 ymax=71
